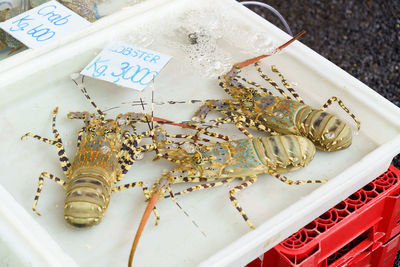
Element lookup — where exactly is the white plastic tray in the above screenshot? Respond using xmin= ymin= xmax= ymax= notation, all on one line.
xmin=1 ymin=0 xmax=400 ymax=266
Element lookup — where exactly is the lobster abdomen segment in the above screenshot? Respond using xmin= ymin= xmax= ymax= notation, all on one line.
xmin=299 ymin=109 xmax=352 ymax=151
xmin=197 ymin=135 xmax=316 ymax=178
xmin=64 ymin=169 xmax=111 ymax=227
xmin=252 ymin=135 xmax=316 ymax=173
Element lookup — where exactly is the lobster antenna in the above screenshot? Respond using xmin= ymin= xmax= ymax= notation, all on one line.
xmin=234 ymin=30 xmax=306 ymax=69
xmin=167 ymin=189 xmax=207 ymax=237
xmin=100 ymin=105 xmax=120 ymax=112
xmin=151 ymin=81 xmax=155 ymax=130
xmin=129 ymin=191 xmax=161 ymax=267
xmin=124 ymin=99 xmax=207 ymax=106
xmin=129 ymin=178 xmax=170 ymax=266
xmin=128 ymin=178 xmax=206 ymax=266
xmin=71 ymin=73 xmax=105 ymax=119
xmin=139 ymin=97 xmax=153 ymax=131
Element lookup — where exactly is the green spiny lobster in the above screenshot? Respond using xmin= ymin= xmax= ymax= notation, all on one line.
xmin=191 ymin=31 xmax=361 ymax=151
xmin=127 ymin=127 xmax=327 ymax=265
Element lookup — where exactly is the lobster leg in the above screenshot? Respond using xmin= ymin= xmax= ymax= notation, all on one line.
xmin=154 ymin=120 xmax=231 ymax=142
xmin=32 ymin=172 xmax=67 ymax=216
xmin=67 ymin=111 xmax=91 ymax=122
xmin=254 ymin=62 xmax=292 ymax=100
xmin=118 ymin=134 xmax=155 ymax=178
xmin=167 ymin=178 xmax=236 ymax=197
xmin=21 ymin=107 xmax=72 ymax=177
xmin=235 ymin=113 xmax=278 ymax=135
xmin=151 ymin=128 xmax=230 ymax=164
xmin=320 ymin=96 xmax=361 ymax=130
xmin=228 ymin=176 xmax=258 ymax=229
xmin=111 ymin=181 xmax=149 ymax=194
xmin=271 ymin=65 xmax=304 ymax=103
xmin=21 ymin=133 xmax=59 ymax=145
xmin=236 ymin=74 xmax=274 ymax=96
xmin=234 ymin=121 xmax=253 ymax=138
xmin=111 ymin=181 xmax=161 ymax=225
xmin=271 ymin=172 xmax=328 ymax=185
xmin=192 ymin=99 xmax=238 ymax=121
xmin=166 ymin=133 xmax=219 ymax=145
xmin=115 ymin=132 xmax=161 ymax=224
xmin=195 ymin=111 xmax=277 ymax=136
xmin=76 ymin=128 xmax=84 ymax=148
xmin=193 ymin=107 xmax=257 ymax=139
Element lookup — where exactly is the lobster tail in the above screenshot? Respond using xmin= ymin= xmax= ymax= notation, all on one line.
xmin=298 ymin=109 xmax=352 ymax=152
xmin=254 ymin=135 xmax=316 ymax=173
xmin=64 ymin=172 xmax=111 ymax=228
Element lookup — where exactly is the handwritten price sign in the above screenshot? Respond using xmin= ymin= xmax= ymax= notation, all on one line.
xmin=81 ymin=42 xmax=172 ymax=91
xmin=0 ymin=0 xmax=90 ymax=48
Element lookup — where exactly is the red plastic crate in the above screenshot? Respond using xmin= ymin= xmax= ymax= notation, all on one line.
xmin=247 ymin=165 xmax=400 ymax=267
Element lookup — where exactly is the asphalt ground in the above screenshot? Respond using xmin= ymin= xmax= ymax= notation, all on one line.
xmin=240 ymin=0 xmax=400 ymax=169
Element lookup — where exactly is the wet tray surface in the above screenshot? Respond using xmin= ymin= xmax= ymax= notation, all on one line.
xmin=1 ymin=0 xmax=400 ymax=266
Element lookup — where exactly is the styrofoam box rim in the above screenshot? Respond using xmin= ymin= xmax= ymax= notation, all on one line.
xmin=1 ymin=0 xmax=400 ymax=266
xmin=0 ymin=0 xmax=172 ymax=73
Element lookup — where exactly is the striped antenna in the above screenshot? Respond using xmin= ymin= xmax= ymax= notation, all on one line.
xmin=139 ymin=97 xmax=153 ymax=131
xmin=71 ymin=74 xmax=105 ymax=120
xmin=150 ymin=79 xmax=155 ymax=130
xmin=101 ymin=99 xmax=211 ymax=112
xmin=123 ymin=99 xmax=208 ymax=106
xmin=167 ymin=187 xmax=207 ymax=237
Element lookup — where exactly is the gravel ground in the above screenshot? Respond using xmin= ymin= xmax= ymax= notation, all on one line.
xmin=240 ymin=0 xmax=400 ymax=169
xmin=240 ymin=2 xmax=400 ymax=265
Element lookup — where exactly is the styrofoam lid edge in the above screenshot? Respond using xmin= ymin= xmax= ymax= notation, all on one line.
xmin=0 ymin=0 xmax=172 ymax=75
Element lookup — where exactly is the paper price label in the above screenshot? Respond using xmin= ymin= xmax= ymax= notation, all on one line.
xmin=81 ymin=42 xmax=172 ymax=91
xmin=0 ymin=0 xmax=90 ymax=49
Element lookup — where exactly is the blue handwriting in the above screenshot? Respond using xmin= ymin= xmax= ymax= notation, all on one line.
xmin=6 ymin=3 xmax=75 ymax=44
xmin=110 ymin=45 xmax=161 ymax=64
xmin=85 ymin=57 xmax=110 ymax=78
xmin=9 ymin=15 xmax=33 ymax=32
xmin=86 ymin=56 xmax=158 ymax=86
xmin=111 ymin=62 xmax=157 ymax=85
xmin=37 ymin=5 xmax=71 ymax=26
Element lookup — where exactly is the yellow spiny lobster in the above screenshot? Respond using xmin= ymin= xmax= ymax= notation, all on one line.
xmin=128 ymin=127 xmax=328 ymax=265
xmin=20 ymin=78 xmax=169 ymax=227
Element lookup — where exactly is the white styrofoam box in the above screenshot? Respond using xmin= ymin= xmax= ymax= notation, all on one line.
xmin=1 ymin=0 xmax=400 ymax=266
xmin=0 ymin=0 xmax=167 ymax=65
